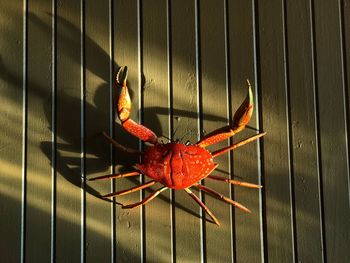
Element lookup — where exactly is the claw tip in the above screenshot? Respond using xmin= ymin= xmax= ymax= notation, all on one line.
xmin=246 ymin=79 xmax=251 ymax=87
xmin=247 ymin=80 xmax=254 ymax=106
xmin=116 ymin=66 xmax=128 ymax=85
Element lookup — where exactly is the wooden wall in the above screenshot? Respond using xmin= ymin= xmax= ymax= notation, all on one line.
xmin=1 ymin=0 xmax=350 ymax=262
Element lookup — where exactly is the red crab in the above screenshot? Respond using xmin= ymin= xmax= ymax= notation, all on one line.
xmin=89 ymin=66 xmax=265 ymax=226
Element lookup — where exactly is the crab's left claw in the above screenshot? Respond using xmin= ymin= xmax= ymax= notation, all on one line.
xmin=116 ymin=65 xmax=128 ymax=86
xmin=116 ymin=66 xmax=158 ymax=144
xmin=197 ymin=80 xmax=254 ymax=147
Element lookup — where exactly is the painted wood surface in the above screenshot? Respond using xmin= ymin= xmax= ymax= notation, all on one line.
xmin=1 ymin=0 xmax=349 ymax=262
xmin=0 ymin=1 xmax=24 ymax=262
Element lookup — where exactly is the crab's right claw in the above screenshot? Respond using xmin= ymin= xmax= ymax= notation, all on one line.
xmin=197 ymin=80 xmax=254 ymax=147
xmin=232 ymin=79 xmax=254 ymax=132
xmin=116 ymin=66 xmax=158 ymax=144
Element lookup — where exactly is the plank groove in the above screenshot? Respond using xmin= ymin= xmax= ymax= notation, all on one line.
xmin=141 ymin=0 xmax=172 ymax=262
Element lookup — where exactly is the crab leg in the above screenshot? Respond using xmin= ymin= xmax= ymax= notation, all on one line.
xmin=207 ymin=175 xmax=262 ymax=189
xmin=122 ymin=186 xmax=168 ymax=209
xmin=197 ymin=80 xmax=254 ymax=147
xmin=88 ymin=171 xmax=140 ymax=181
xmin=116 ymin=66 xmax=158 ymax=144
xmin=193 ymin=183 xmax=251 ymax=213
xmin=103 ymin=180 xmax=156 ymax=198
xmin=211 ymin=132 xmax=266 ymax=158
xmin=102 ymin=132 xmax=143 ymax=155
xmin=184 ymin=188 xmax=220 ymax=226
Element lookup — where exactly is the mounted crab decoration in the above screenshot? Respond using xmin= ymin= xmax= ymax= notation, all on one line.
xmin=89 ymin=66 xmax=265 ymax=226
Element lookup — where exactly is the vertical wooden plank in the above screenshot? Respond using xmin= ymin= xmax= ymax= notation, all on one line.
xmin=199 ymin=0 xmax=232 ymax=262
xmin=114 ymin=0 xmax=142 ymax=261
xmin=344 ymin=1 xmax=350 ymax=234
xmin=142 ymin=1 xmax=172 ymax=262
xmin=285 ymin=0 xmax=323 ymax=261
xmin=257 ymin=0 xmax=295 ymax=261
xmin=25 ymin=0 xmax=53 ymax=261
xmin=171 ymin=0 xmax=202 ymax=261
xmin=228 ymin=0 xmax=263 ymax=262
xmin=313 ymin=0 xmax=350 ymax=261
xmin=345 ymin=0 xmax=350 ymax=110
xmin=0 ymin=1 xmax=24 ymax=261
xmin=55 ymin=0 xmax=82 ymax=261
xmin=84 ymin=0 xmax=112 ymax=262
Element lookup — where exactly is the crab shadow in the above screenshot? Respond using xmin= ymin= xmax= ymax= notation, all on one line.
xmin=38 ymin=80 xmax=225 ymax=222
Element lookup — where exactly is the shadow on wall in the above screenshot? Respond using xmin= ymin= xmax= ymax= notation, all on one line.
xmin=28 ymin=12 xmax=243 ymax=189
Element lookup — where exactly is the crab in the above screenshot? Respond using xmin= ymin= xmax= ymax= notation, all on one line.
xmin=89 ymin=66 xmax=265 ymax=226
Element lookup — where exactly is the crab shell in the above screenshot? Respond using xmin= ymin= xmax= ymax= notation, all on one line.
xmin=136 ymin=143 xmax=218 ymax=190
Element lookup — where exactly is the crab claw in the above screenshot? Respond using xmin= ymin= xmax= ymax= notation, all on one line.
xmin=116 ymin=66 xmax=158 ymax=144
xmin=197 ymin=80 xmax=254 ymax=147
xmin=232 ymin=79 xmax=254 ymax=132
xmin=117 ymin=66 xmax=131 ymax=122
xmin=116 ymin=65 xmax=128 ymax=86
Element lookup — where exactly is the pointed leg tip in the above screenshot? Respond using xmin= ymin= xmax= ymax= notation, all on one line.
xmin=101 ymin=131 xmax=112 ymax=140
xmin=246 ymin=79 xmax=253 ymax=103
xmin=87 ymin=175 xmax=107 ymax=181
xmin=208 ymin=215 xmax=220 ymax=226
xmin=239 ymin=182 xmax=263 ymax=189
xmin=244 ymin=208 xmax=252 ymax=213
xmin=87 ymin=177 xmax=96 ymax=181
xmin=116 ymin=66 xmax=128 ymax=85
xmin=249 ymin=183 xmax=263 ymax=189
xmin=236 ymin=203 xmax=251 ymax=213
xmin=214 ymin=220 xmax=221 ymax=226
xmin=254 ymin=131 xmax=266 ymax=141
